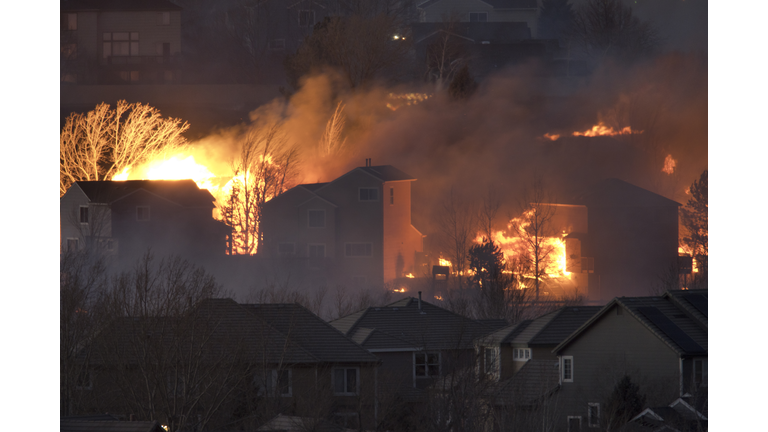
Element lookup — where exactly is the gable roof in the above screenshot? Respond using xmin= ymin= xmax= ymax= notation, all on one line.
xmin=329 ymin=297 xmax=495 ymax=351
xmin=357 ymin=165 xmax=416 ymax=182
xmin=554 ymin=293 xmax=708 ymax=356
xmin=61 ymin=0 xmax=182 ymax=12
xmin=480 ymin=306 xmax=602 ymax=347
xmin=73 ymin=180 xmax=216 ymax=208
xmin=241 ymin=303 xmax=379 ymax=364
xmin=569 ymin=178 xmax=681 ymax=208
xmin=664 ymin=289 xmax=708 ymax=328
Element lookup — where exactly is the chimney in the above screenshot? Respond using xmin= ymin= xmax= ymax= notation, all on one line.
xmin=418 ymin=291 xmax=422 ymax=311
xmin=365 ymin=158 xmax=372 ymax=167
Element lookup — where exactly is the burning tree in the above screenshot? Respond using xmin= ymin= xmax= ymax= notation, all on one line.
xmin=60 ymin=101 xmax=189 ymax=196
xmin=437 ymin=189 xmax=478 ymax=289
xmin=680 ymin=170 xmax=708 ymax=276
xmin=222 ymin=122 xmax=300 ymax=255
xmin=509 ymin=179 xmax=559 ymax=301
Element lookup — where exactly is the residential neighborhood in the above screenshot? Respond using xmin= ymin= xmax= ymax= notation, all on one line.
xmin=56 ymin=0 xmax=712 ymax=430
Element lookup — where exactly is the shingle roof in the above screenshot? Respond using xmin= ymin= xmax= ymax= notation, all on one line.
xmin=664 ymin=289 xmax=708 ymax=328
xmin=493 ymin=359 xmax=560 ymax=406
xmin=529 ymin=306 xmax=603 ymax=345
xmin=555 ymin=294 xmax=708 ymax=356
xmin=74 ymin=180 xmax=216 ymax=208
xmin=479 ymin=320 xmax=532 ymax=345
xmin=357 ymin=165 xmax=416 ymax=182
xmin=569 ymin=178 xmax=681 ymax=208
xmin=61 ymin=0 xmax=182 ymax=12
xmin=329 ymin=297 xmax=495 ymax=351
xmin=60 ymin=420 xmax=164 ymax=432
xmin=241 ymin=303 xmax=379 ymax=364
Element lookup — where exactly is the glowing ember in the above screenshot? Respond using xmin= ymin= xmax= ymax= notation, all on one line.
xmin=405 ymin=273 xmax=415 ymax=278
xmin=662 ymin=154 xmax=677 ymax=174
xmin=542 ymin=133 xmax=560 ymax=141
xmin=438 ymin=258 xmax=452 ymax=267
xmin=386 ymin=93 xmax=431 ymax=111
xmin=393 ymin=287 xmax=407 ymax=293
xmin=434 ymin=295 xmax=444 ymax=301
xmin=678 ymin=246 xmax=699 ymax=273
xmin=572 ymin=122 xmax=639 ymax=137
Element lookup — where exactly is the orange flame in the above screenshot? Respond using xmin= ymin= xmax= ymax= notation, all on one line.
xmin=662 ymin=154 xmax=677 ymax=175
xmin=572 ymin=122 xmax=639 ymax=137
xmin=405 ymin=273 xmax=415 ymax=278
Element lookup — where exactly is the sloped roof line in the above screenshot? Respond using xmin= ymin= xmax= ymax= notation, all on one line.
xmin=328 ymin=308 xmax=370 ymax=335
xmin=553 ymin=295 xmax=705 ymax=356
xmin=297 ymin=193 xmax=338 ymax=209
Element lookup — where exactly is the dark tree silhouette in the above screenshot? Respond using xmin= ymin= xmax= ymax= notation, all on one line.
xmin=538 ymin=0 xmax=575 ymax=42
xmin=448 ymin=64 xmax=477 ymax=100
xmin=604 ymin=375 xmax=646 ymax=431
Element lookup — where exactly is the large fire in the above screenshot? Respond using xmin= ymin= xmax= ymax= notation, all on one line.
xmin=662 ymin=154 xmax=677 ymax=174
xmin=541 ymin=122 xmax=642 ymax=141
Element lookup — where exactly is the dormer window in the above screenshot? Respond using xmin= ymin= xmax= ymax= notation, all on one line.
xmin=359 ymin=188 xmax=379 ymax=201
xmin=513 ymin=348 xmax=531 ymax=361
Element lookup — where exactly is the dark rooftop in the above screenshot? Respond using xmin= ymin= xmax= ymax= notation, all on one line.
xmin=358 ymin=165 xmax=416 ymax=182
xmin=73 ymin=180 xmax=216 ymax=208
xmin=569 ymin=178 xmax=681 ymax=208
xmin=60 ymin=420 xmax=164 ymax=432
xmin=61 ymin=0 xmax=182 ymax=12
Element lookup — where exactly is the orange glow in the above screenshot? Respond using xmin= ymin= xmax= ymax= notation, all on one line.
xmin=572 ymin=122 xmax=639 ymax=137
xmin=678 ymin=246 xmax=699 ymax=273
xmin=386 ymin=93 xmax=431 ymax=111
xmin=662 ymin=154 xmax=677 ymax=174
xmin=434 ymin=295 xmax=444 ymax=301
xmin=405 ymin=273 xmax=415 ymax=278
xmin=542 ymin=133 xmax=560 ymax=141
xmin=393 ymin=287 xmax=407 ymax=293
xmin=438 ymin=258 xmax=452 ymax=267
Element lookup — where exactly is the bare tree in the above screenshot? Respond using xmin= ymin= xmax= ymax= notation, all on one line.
xmin=437 ymin=189 xmax=478 ymax=290
xmin=478 ymin=186 xmax=501 ymax=242
xmin=424 ymin=16 xmax=470 ymax=92
xmin=222 ymin=121 xmax=300 ymax=255
xmin=510 ymin=178 xmax=558 ymax=301
xmin=570 ymin=0 xmax=658 ymax=62
xmin=319 ymin=101 xmax=347 ymax=156
xmin=60 ymin=250 xmax=109 ymax=416
xmin=60 ymin=101 xmax=189 ymax=196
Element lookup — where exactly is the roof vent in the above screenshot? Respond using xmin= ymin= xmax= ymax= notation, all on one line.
xmin=418 ymin=291 xmax=426 ymax=314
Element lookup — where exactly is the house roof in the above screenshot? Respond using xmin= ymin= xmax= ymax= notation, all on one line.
xmin=493 ymin=359 xmax=560 ymax=406
xmin=480 ymin=306 xmax=601 ymax=347
xmin=256 ymin=414 xmax=351 ymax=432
xmin=329 ymin=297 xmax=495 ymax=351
xmin=299 ymin=182 xmax=329 ymax=192
xmin=357 ymin=165 xmax=416 ymax=182
xmin=60 ymin=420 xmax=164 ymax=432
xmin=412 ymin=22 xmax=532 ymax=44
xmin=241 ymin=303 xmax=380 ymax=364
xmin=630 ymin=397 xmax=708 ymax=431
xmin=569 ymin=178 xmax=681 ymax=208
xmin=73 ymin=180 xmax=216 ymax=208
xmin=61 ymin=0 xmax=182 ymax=12
xmin=664 ymin=289 xmax=708 ymax=328
xmin=554 ymin=293 xmax=708 ymax=356
xmin=479 ymin=319 xmax=532 ymax=345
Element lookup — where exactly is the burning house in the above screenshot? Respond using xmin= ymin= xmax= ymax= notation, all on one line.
xmin=60 ymin=179 xmax=230 ymax=260
xmin=259 ymin=163 xmax=424 ymax=288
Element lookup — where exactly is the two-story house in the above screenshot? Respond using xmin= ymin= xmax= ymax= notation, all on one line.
xmin=60 ymin=180 xmax=230 ymax=260
xmin=329 ymin=294 xmax=502 ymax=403
xmin=76 ymin=298 xmax=381 ymax=430
xmin=61 ymin=0 xmax=182 ymax=84
xmin=552 ymin=290 xmax=707 ymax=431
xmin=260 ymin=164 xmax=424 ymax=287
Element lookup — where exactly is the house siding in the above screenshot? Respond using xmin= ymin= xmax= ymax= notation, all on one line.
xmin=556 ymin=304 xmax=681 ymax=431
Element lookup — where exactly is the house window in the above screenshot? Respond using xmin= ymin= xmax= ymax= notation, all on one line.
xmin=308 ymin=210 xmax=326 ymax=228
xmin=299 ymin=10 xmax=315 ymax=27
xmin=359 ymin=187 xmax=379 ymax=201
xmin=308 ymin=244 xmax=326 ymax=258
xmin=333 ymin=367 xmax=359 ymax=395
xmin=345 ymin=243 xmax=372 ymax=257
xmin=278 ymin=243 xmax=295 ymax=256
xmin=469 ymin=12 xmax=488 ymax=22
xmin=136 ymin=206 xmax=150 ymax=221
xmin=268 ymin=39 xmax=286 ymax=50
xmin=513 ymin=348 xmax=531 ymax=361
xmin=79 ymin=206 xmax=89 ymax=224
xmin=155 ymin=42 xmax=171 ymax=56
xmin=158 ymin=11 xmax=170 ymax=25
xmin=415 ymin=352 xmax=440 ymax=378
xmin=260 ymin=369 xmax=292 ymax=397
xmin=67 ymin=238 xmax=79 ymax=252
xmin=103 ymin=32 xmax=139 ymax=58
xmin=62 ymin=13 xmax=77 ymax=31
xmin=390 ymin=187 xmax=394 ymax=205
xmin=587 ymin=403 xmax=600 ymax=427
xmin=484 ymin=347 xmax=498 ymax=376
xmin=581 ymin=257 xmax=594 ymax=273
xmin=567 ymin=416 xmax=582 ymax=432
xmin=562 ymin=356 xmax=573 ymax=382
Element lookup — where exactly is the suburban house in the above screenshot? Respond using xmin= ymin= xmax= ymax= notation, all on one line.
xmin=477 ymin=306 xmax=602 ymax=382
xmin=416 ymin=0 xmax=540 ymax=37
xmin=60 ymin=180 xmax=230 ymax=260
xmin=260 ymin=164 xmax=425 ymax=287
xmin=627 ymin=397 xmax=707 ymax=432
xmin=547 ymin=178 xmax=683 ymax=303
xmin=552 ymin=290 xmax=707 ymax=431
xmin=329 ymin=294 xmax=503 ymax=401
xmin=73 ymin=299 xmax=381 ymax=431
xmin=61 ymin=0 xmax=183 ymax=84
